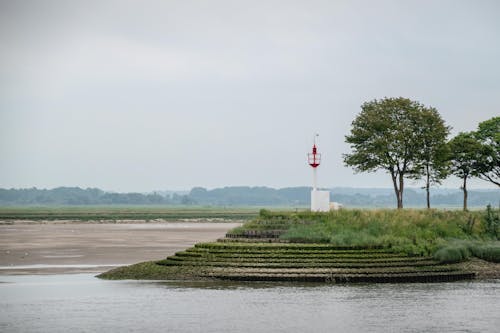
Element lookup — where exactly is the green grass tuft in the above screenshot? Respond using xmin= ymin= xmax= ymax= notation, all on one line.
xmin=433 ymin=240 xmax=500 ymax=264
xmin=470 ymin=244 xmax=500 ymax=263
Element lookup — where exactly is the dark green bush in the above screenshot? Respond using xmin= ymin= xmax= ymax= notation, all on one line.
xmin=433 ymin=240 xmax=500 ymax=263
xmin=434 ymin=244 xmax=471 ymax=263
xmin=470 ymin=244 xmax=500 ymax=263
xmin=259 ymin=209 xmax=271 ymax=218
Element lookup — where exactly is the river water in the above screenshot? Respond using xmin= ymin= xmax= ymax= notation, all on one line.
xmin=0 ymin=274 xmax=498 ymax=333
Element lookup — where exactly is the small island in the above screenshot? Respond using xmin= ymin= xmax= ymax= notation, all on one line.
xmin=98 ymin=208 xmax=499 ymax=283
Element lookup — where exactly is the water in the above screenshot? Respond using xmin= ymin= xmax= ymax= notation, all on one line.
xmin=0 ymin=274 xmax=499 ymax=333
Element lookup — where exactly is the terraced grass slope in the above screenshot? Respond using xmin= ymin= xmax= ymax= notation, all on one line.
xmin=99 ymin=208 xmax=498 ymax=282
xmin=156 ymin=242 xmax=474 ymax=283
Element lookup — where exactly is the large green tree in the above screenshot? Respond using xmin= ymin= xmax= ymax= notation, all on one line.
xmin=474 ymin=117 xmax=500 ymax=187
xmin=344 ymin=97 xmax=447 ymax=208
xmin=411 ymin=108 xmax=451 ymax=208
xmin=448 ymin=132 xmax=484 ymax=211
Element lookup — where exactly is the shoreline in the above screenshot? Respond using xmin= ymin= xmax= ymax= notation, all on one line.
xmin=1 ymin=220 xmax=498 ymax=280
xmin=0 ymin=218 xmax=244 ymax=225
xmin=0 ymin=221 xmax=241 ymax=275
xmin=457 ymin=258 xmax=500 ymax=280
xmin=2 ymin=259 xmax=498 ymax=280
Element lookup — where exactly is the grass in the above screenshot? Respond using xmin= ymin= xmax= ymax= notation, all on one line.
xmin=229 ymin=208 xmax=500 ymax=259
xmin=0 ymin=206 xmax=259 ymax=221
xmin=95 ymin=207 xmax=498 ymax=282
xmin=433 ymin=241 xmax=500 ymax=263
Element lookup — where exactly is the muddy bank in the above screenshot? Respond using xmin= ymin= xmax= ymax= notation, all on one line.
xmin=457 ymin=258 xmax=500 ymax=280
xmin=0 ymin=221 xmax=240 ymax=274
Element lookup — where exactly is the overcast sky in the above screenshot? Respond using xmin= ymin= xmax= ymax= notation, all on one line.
xmin=1 ymin=0 xmax=499 ymax=192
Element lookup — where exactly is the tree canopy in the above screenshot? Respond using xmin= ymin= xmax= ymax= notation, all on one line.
xmin=474 ymin=116 xmax=500 ymax=187
xmin=411 ymin=107 xmax=450 ymax=208
xmin=344 ymin=97 xmax=450 ymax=208
xmin=448 ymin=132 xmax=484 ymax=211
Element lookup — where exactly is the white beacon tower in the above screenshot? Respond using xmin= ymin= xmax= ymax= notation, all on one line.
xmin=307 ymin=135 xmax=330 ymax=212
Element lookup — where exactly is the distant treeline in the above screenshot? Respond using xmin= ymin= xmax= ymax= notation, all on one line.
xmin=0 ymin=186 xmax=498 ymax=208
xmin=0 ymin=187 xmax=192 ymax=206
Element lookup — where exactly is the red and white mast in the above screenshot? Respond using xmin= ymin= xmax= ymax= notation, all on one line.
xmin=307 ymin=134 xmax=332 ymax=212
xmin=307 ymin=134 xmax=321 ymax=191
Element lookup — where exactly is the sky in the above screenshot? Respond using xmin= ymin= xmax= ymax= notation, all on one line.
xmin=1 ymin=0 xmax=499 ymax=192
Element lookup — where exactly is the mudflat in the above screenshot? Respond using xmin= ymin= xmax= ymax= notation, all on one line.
xmin=0 ymin=221 xmax=241 ymax=274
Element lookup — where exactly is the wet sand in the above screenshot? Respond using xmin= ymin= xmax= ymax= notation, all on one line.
xmin=0 ymin=221 xmax=241 ymax=274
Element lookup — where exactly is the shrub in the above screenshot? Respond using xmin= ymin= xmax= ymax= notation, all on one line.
xmin=483 ymin=204 xmax=499 ymax=238
xmin=434 ymin=243 xmax=471 ymax=263
xmin=259 ymin=209 xmax=271 ymax=218
xmin=433 ymin=240 xmax=500 ymax=263
xmin=470 ymin=244 xmax=500 ymax=263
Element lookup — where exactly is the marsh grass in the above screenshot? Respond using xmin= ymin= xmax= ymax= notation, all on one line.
xmin=472 ymin=245 xmax=500 ymax=263
xmin=434 ymin=241 xmax=500 ymax=263
xmin=231 ymin=208 xmax=500 ymax=259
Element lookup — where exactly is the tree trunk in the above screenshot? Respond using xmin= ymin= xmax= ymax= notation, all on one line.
xmin=398 ymin=173 xmax=404 ymax=209
xmin=390 ymin=171 xmax=402 ymax=209
xmin=462 ymin=175 xmax=468 ymax=211
xmin=426 ymin=164 xmax=431 ymax=209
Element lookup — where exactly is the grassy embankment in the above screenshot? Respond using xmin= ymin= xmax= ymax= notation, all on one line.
xmin=251 ymin=208 xmax=500 ymax=262
xmin=0 ymin=206 xmax=260 ymax=221
xmin=99 ymin=207 xmax=499 ymax=282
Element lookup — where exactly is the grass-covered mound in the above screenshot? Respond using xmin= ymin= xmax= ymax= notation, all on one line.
xmin=231 ymin=207 xmax=500 ymax=259
xmin=98 ymin=207 xmax=499 ymax=282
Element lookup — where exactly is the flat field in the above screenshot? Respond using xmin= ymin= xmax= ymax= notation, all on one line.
xmin=0 ymin=206 xmax=264 ymax=221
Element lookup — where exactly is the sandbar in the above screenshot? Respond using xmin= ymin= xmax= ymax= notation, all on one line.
xmin=0 ymin=221 xmax=241 ymax=274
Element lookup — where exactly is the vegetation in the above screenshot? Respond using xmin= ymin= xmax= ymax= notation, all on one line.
xmin=230 ymin=208 xmax=500 ymax=259
xmin=99 ymin=208 xmax=500 ymax=282
xmin=446 ymin=117 xmax=499 ymax=210
xmin=97 ymin=261 xmax=211 ymax=280
xmin=449 ymin=133 xmax=484 ymax=211
xmin=344 ymin=97 xmax=450 ymax=209
xmin=474 ymin=116 xmax=500 ymax=187
xmin=0 ymin=206 xmax=258 ymax=221
xmin=344 ymin=97 xmax=498 ymax=210
xmin=433 ymin=241 xmax=500 ymax=263
xmin=411 ymin=108 xmax=451 ymax=209
xmin=0 ymin=187 xmax=191 ymax=205
xmin=484 ymin=204 xmax=500 ymax=238
xmin=100 ymin=241 xmax=475 ymax=283
xmin=1 ymin=186 xmax=497 ymax=208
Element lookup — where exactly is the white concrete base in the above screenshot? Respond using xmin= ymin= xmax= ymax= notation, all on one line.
xmin=329 ymin=202 xmax=343 ymax=210
xmin=311 ymin=190 xmax=330 ymax=212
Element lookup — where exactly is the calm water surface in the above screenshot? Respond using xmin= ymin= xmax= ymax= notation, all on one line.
xmin=0 ymin=274 xmax=499 ymax=333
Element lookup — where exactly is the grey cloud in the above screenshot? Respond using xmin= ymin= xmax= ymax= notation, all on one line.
xmin=1 ymin=0 xmax=499 ymax=191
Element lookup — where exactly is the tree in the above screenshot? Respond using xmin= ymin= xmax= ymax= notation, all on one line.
xmin=344 ymin=97 xmax=443 ymax=208
xmin=448 ymin=132 xmax=483 ymax=211
xmin=411 ymin=108 xmax=451 ymax=208
xmin=474 ymin=117 xmax=500 ymax=187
